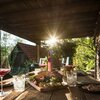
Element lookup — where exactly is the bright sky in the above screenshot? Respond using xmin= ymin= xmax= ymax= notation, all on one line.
xmin=1 ymin=30 xmax=36 ymax=46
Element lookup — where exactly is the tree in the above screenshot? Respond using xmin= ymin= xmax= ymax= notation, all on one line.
xmin=1 ymin=30 xmax=23 ymax=67
xmin=73 ymin=37 xmax=95 ymax=72
xmin=45 ymin=38 xmax=95 ymax=72
xmin=46 ymin=39 xmax=76 ymax=68
xmin=1 ymin=31 xmax=11 ymax=67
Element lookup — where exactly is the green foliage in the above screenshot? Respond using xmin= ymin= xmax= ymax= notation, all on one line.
xmin=48 ymin=39 xmax=76 ymax=68
xmin=47 ymin=38 xmax=95 ymax=72
xmin=8 ymin=47 xmax=19 ymax=67
xmin=73 ymin=37 xmax=95 ymax=72
xmin=1 ymin=31 xmax=11 ymax=67
xmin=1 ymin=31 xmax=23 ymax=67
xmin=24 ymin=60 xmax=34 ymax=67
xmin=60 ymin=39 xmax=76 ymax=59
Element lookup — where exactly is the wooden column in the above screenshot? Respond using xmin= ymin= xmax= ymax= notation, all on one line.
xmin=95 ymin=34 xmax=100 ymax=80
xmin=34 ymin=40 xmax=41 ymax=62
xmin=95 ymin=12 xmax=100 ymax=80
xmin=36 ymin=44 xmax=40 ymax=63
xmin=0 ymin=30 xmax=1 ymax=66
xmin=35 ymin=40 xmax=48 ymax=63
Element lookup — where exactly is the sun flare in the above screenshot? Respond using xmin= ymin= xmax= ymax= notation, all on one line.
xmin=46 ymin=35 xmax=58 ymax=47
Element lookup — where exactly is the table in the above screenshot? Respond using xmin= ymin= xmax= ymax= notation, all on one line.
xmin=1 ymin=76 xmax=100 ymax=100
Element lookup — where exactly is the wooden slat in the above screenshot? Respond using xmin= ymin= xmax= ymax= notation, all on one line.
xmin=0 ymin=0 xmax=100 ymax=15
xmin=15 ymin=86 xmax=52 ymax=100
xmin=6 ymin=17 xmax=96 ymax=28
xmin=66 ymin=86 xmax=86 ymax=100
xmin=3 ymin=85 xmax=30 ymax=100
xmin=51 ymin=89 xmax=68 ymax=100
xmin=0 ymin=8 xmax=98 ymax=22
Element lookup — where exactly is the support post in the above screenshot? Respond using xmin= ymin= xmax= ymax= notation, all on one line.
xmin=95 ymin=34 xmax=100 ymax=80
xmin=94 ymin=12 xmax=100 ymax=80
xmin=37 ymin=44 xmax=40 ymax=63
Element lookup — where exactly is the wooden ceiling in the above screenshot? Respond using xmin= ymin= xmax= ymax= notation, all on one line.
xmin=0 ymin=0 xmax=100 ymax=43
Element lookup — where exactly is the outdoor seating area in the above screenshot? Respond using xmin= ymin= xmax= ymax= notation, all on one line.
xmin=1 ymin=71 xmax=100 ymax=100
xmin=0 ymin=0 xmax=100 ymax=100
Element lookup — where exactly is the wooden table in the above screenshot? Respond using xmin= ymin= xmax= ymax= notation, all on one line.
xmin=1 ymin=76 xmax=100 ymax=100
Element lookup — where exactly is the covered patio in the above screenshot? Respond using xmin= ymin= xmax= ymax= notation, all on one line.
xmin=0 ymin=0 xmax=100 ymax=99
xmin=0 ymin=0 xmax=99 ymax=79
